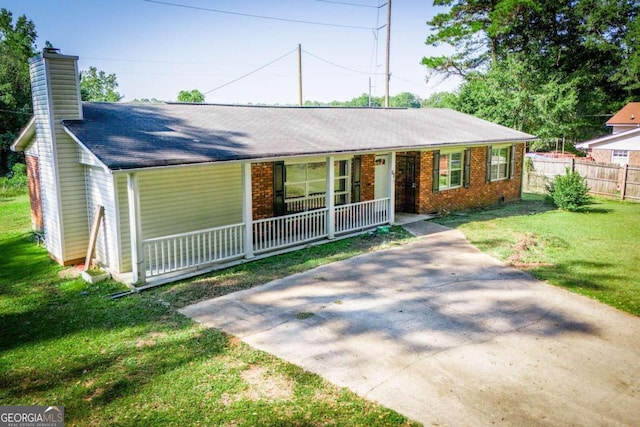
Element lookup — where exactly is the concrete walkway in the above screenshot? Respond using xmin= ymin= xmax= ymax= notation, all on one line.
xmin=180 ymin=224 xmax=640 ymax=426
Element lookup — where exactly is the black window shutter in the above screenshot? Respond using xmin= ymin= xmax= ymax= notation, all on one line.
xmin=464 ymin=148 xmax=472 ymax=188
xmin=273 ymin=161 xmax=285 ymax=216
xmin=351 ymin=156 xmax=362 ymax=203
xmin=432 ymin=150 xmax=440 ymax=193
xmin=486 ymin=146 xmax=493 ymax=183
xmin=509 ymin=144 xmax=517 ymax=179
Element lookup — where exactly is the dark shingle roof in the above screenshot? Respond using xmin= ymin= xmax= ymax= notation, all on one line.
xmin=62 ymin=103 xmax=536 ymax=171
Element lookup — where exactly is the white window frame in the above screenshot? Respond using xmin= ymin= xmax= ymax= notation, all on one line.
xmin=439 ymin=151 xmax=463 ymax=190
xmin=284 ymin=160 xmax=350 ymax=212
xmin=490 ymin=146 xmax=510 ymax=181
xmin=334 ymin=160 xmax=350 ymax=205
xmin=612 ymin=150 xmax=629 ymax=165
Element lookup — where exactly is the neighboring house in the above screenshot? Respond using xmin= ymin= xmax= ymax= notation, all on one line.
xmin=12 ymin=49 xmax=535 ymax=287
xmin=606 ymin=102 xmax=640 ymax=134
xmin=577 ymin=102 xmax=640 ymax=166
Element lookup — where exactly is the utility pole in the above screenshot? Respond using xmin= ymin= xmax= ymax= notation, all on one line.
xmin=298 ymin=43 xmax=303 ymax=107
xmin=368 ymin=77 xmax=372 ymax=107
xmin=384 ymin=0 xmax=391 ymax=108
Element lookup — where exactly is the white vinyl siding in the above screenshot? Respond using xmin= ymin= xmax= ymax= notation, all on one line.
xmin=47 ymin=56 xmax=88 ymax=261
xmin=85 ymin=166 xmax=120 ymax=272
xmin=29 ymin=57 xmax=63 ymax=260
xmin=117 ymin=164 xmax=243 ymax=272
xmin=116 ymin=175 xmax=132 ymax=272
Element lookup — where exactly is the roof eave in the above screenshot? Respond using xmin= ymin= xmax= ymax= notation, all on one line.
xmin=11 ymin=116 xmax=36 ymax=152
xmin=576 ymin=127 xmax=640 ymax=149
xmin=62 ymin=124 xmax=111 ymax=174
xmin=108 ymin=136 xmax=536 ymax=174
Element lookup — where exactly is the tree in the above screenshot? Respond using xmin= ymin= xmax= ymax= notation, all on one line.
xmin=454 ymin=54 xmax=582 ymax=149
xmin=80 ymin=66 xmax=123 ymax=102
xmin=423 ymin=0 xmax=639 ymax=142
xmin=421 ymin=91 xmax=458 ymax=109
xmin=390 ymin=92 xmax=422 ymax=108
xmin=0 ymin=8 xmax=37 ymax=176
xmin=177 ymin=89 xmax=205 ymax=103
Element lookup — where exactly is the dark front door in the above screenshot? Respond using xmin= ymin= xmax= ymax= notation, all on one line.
xmin=395 ymin=155 xmax=416 ymax=213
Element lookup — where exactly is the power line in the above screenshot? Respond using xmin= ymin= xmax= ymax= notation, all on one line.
xmin=82 ymin=57 xmax=262 ymax=66
xmin=0 ymin=108 xmax=32 ymax=116
xmin=144 ymin=0 xmax=375 ymax=30
xmin=316 ymin=0 xmax=382 ymax=8
xmin=203 ymin=48 xmax=298 ymax=95
xmin=303 ymin=49 xmax=378 ymax=75
xmin=391 ymin=74 xmax=426 ymax=89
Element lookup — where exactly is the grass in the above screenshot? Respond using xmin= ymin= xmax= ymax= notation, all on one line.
xmin=434 ymin=193 xmax=640 ymax=316
xmin=0 ymin=194 xmax=417 ymax=426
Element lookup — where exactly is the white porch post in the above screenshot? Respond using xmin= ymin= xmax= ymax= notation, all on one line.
xmin=326 ymin=156 xmax=335 ymax=239
xmin=242 ymin=162 xmax=254 ymax=258
xmin=127 ymin=173 xmax=145 ymax=285
xmin=389 ymin=152 xmax=396 ymax=225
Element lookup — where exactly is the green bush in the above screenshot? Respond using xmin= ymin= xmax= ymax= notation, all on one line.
xmin=545 ymin=168 xmax=592 ymax=211
xmin=0 ymin=163 xmax=28 ymax=198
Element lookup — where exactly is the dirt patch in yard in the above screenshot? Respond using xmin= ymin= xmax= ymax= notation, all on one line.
xmin=221 ymin=365 xmax=295 ymax=405
xmin=507 ymin=233 xmax=554 ymax=270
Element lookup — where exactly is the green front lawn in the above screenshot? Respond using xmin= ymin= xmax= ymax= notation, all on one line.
xmin=0 ymin=194 xmax=416 ymax=426
xmin=435 ymin=193 xmax=640 ymax=316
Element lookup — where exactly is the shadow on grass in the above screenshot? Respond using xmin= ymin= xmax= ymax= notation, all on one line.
xmin=434 ymin=193 xmax=557 ymax=228
xmin=1 ymin=316 xmax=228 ymax=407
xmin=157 ymin=228 xmax=414 ymax=308
xmin=528 ymin=259 xmax=619 ymax=291
xmin=0 ymin=233 xmax=59 ymax=290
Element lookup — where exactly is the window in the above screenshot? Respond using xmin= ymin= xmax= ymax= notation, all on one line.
xmin=490 ymin=147 xmax=510 ymax=180
xmin=432 ymin=148 xmax=471 ymax=193
xmin=612 ymin=150 xmax=628 ymax=165
xmin=438 ymin=152 xmax=463 ymax=189
xmin=283 ymin=160 xmax=350 ymax=213
xmin=334 ymin=160 xmax=349 ymax=205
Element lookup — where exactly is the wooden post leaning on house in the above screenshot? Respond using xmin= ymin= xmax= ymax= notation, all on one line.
xmin=84 ymin=205 xmax=104 ymax=270
xmin=621 ymin=164 xmax=629 ymax=201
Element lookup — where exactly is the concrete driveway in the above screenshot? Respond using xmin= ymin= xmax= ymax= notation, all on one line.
xmin=180 ymin=223 xmax=640 ymax=426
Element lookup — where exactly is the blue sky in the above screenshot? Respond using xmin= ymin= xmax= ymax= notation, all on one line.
xmin=4 ymin=0 xmax=459 ymax=104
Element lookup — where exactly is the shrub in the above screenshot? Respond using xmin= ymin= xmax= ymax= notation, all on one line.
xmin=545 ymin=168 xmax=591 ymax=211
xmin=0 ymin=163 xmax=28 ymax=198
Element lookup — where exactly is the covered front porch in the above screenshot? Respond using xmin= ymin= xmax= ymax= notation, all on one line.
xmin=123 ymin=154 xmax=397 ymax=287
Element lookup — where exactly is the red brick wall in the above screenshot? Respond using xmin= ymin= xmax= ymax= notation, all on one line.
xmin=415 ymin=144 xmax=524 ymax=214
xmin=251 ymin=162 xmax=274 ymax=220
xmin=630 ymin=151 xmax=640 ymax=167
xmin=591 ymin=149 xmax=612 ymax=164
xmin=360 ymin=154 xmax=375 ymax=201
xmin=25 ymin=154 xmax=44 ymax=231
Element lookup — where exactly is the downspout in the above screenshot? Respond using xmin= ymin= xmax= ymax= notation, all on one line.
xmin=127 ymin=173 xmax=145 ymax=285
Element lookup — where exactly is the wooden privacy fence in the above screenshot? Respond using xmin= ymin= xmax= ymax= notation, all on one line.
xmin=524 ymin=156 xmax=640 ymax=202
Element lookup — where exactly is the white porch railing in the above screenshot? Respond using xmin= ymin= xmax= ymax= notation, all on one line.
xmin=285 ymin=194 xmax=326 ymax=213
xmin=143 ymin=223 xmax=245 ymax=277
xmin=253 ymin=208 xmax=328 ymax=253
xmin=140 ymin=199 xmax=392 ymax=280
xmin=335 ymin=198 xmax=390 ymax=234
